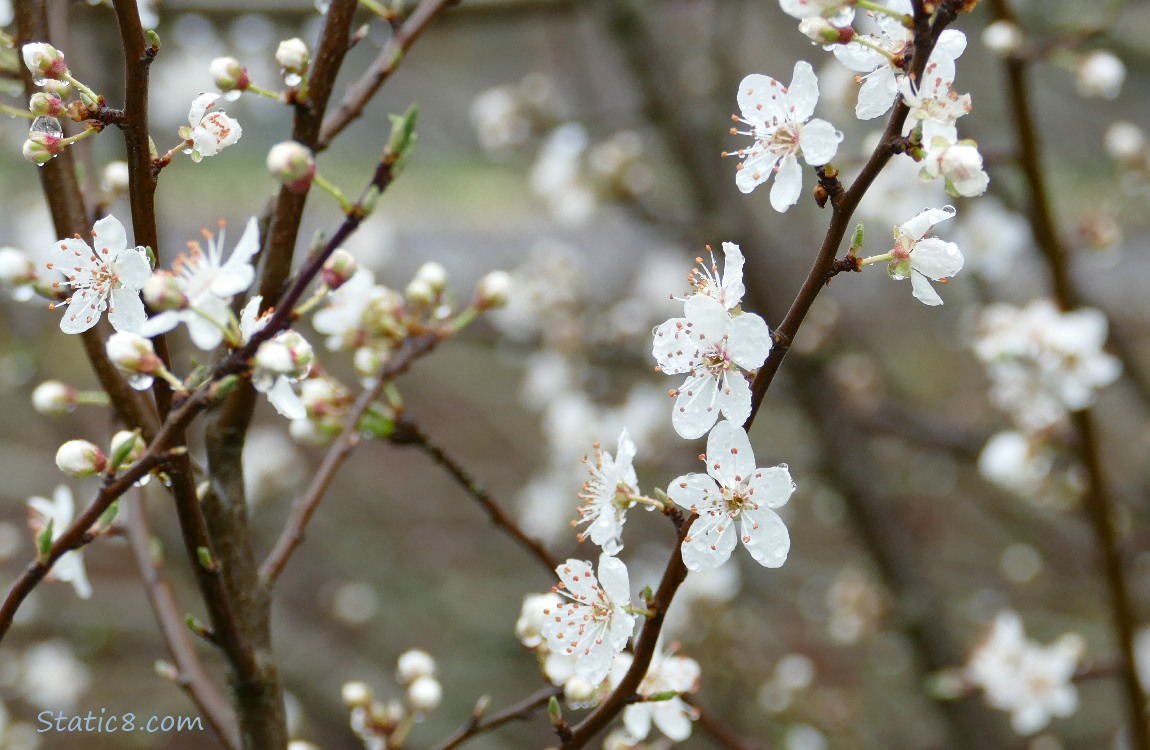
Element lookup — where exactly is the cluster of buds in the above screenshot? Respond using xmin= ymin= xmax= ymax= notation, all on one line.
xmin=21 ymin=42 xmax=102 ymax=165
xmin=289 ymin=376 xmax=356 ymax=445
xmin=341 ymin=650 xmax=442 ymax=750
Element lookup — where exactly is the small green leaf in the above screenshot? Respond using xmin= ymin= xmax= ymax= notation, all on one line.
xmin=384 ymin=103 xmax=419 ymax=175
xmin=850 ymin=221 xmax=865 ymax=257
xmin=36 ymin=520 xmax=54 ymax=562
xmin=196 ymin=546 xmax=218 ymax=572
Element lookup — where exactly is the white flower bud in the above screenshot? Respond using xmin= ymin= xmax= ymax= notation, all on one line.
xmin=210 ymin=56 xmax=249 ymax=92
xmin=353 ymin=346 xmax=386 ymax=383
xmin=321 ymin=249 xmax=357 ymax=290
xmin=515 ymin=592 xmax=563 ymax=648
xmin=341 ymin=681 xmax=372 ymax=707
xmin=396 ymin=649 xmax=436 ymax=683
xmin=23 ymin=42 xmax=68 ymax=80
xmin=405 ymin=277 xmax=435 ymax=305
xmin=56 ymin=439 xmax=107 ymax=477
xmin=413 ymin=262 xmax=449 ymax=293
xmin=143 ymin=270 xmax=189 ymax=311
xmin=100 ymin=161 xmax=131 ymax=194
xmin=563 ymin=677 xmax=595 ymax=704
xmin=406 ymin=676 xmax=442 ymax=713
xmin=32 ymin=381 xmax=76 ymax=416
xmin=0 ymin=247 xmax=36 ymax=287
xmin=981 ymin=20 xmax=1024 ymax=56
xmin=287 ymin=742 xmax=321 ymax=750
xmin=267 ymin=141 xmax=315 ymax=193
xmin=29 ymin=92 xmax=65 ymax=118
xmin=939 ymin=141 xmax=989 ymax=197
xmin=475 ymin=270 xmax=511 ymax=309
xmin=1104 ymin=121 xmax=1146 ymax=163
xmin=107 ymin=331 xmax=162 ymax=377
xmin=276 ymin=38 xmax=310 ymax=75
xmin=798 ymin=17 xmax=850 ymax=45
xmin=110 ymin=430 xmax=146 ymax=469
xmin=255 ymin=330 xmax=314 ymax=380
xmin=23 ymin=134 xmax=60 ymax=165
xmin=1076 ymin=50 xmax=1125 ymax=100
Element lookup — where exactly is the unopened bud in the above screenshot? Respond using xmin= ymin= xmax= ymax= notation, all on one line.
xmin=0 ymin=247 xmax=37 ymax=287
xmin=29 ymin=92 xmax=66 ymax=117
xmin=267 ymin=141 xmax=316 ymax=193
xmin=1076 ymin=49 xmax=1125 ymax=100
xmin=396 ymin=649 xmax=437 ymax=683
xmin=405 ymin=277 xmax=435 ymax=305
xmin=981 ymin=20 xmax=1024 ymax=56
xmin=414 ymin=262 xmax=449 ymax=293
xmin=100 ymin=161 xmax=131 ymax=194
xmin=342 ymin=681 xmax=372 ymax=708
xmin=143 ymin=270 xmax=189 ymax=311
xmin=23 ymin=133 xmax=62 ymax=165
xmin=1104 ymin=121 xmax=1146 ymax=163
xmin=255 ymin=330 xmax=314 ymax=380
xmin=798 ymin=17 xmax=853 ymax=45
xmin=56 ymin=439 xmax=107 ymax=477
xmin=276 ymin=38 xmax=310 ymax=79
xmin=563 ymin=677 xmax=595 ymax=704
xmin=23 ymin=42 xmax=69 ymax=81
xmin=107 ymin=331 xmax=163 ymax=380
xmin=32 ymin=381 xmax=77 ymax=416
xmin=209 ymin=56 xmax=250 ymax=92
xmin=110 ymin=430 xmax=146 ymax=470
xmin=321 ymin=249 xmax=357 ymax=289
xmin=353 ymin=346 xmax=386 ymax=382
xmin=407 ymin=676 xmax=442 ymax=713
xmin=475 ymin=270 xmax=511 ymax=309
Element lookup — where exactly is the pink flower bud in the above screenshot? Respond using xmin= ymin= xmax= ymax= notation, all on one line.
xmin=23 ymin=133 xmax=62 ymax=164
xmin=23 ymin=42 xmax=69 ymax=81
xmin=106 ymin=331 xmax=163 ymax=390
xmin=56 ymin=439 xmax=107 ymax=477
xmin=321 ymin=249 xmax=357 ymax=290
xmin=29 ymin=92 xmax=66 ymax=118
xmin=266 ymin=141 xmax=315 ymax=193
xmin=209 ymin=56 xmax=250 ymax=92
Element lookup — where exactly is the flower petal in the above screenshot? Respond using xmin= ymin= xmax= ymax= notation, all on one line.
xmin=681 ymin=511 xmax=738 ymax=571
xmin=748 ymin=465 xmax=795 ymax=509
xmin=715 ymin=372 xmax=752 ymax=428
xmin=740 ymin=507 xmax=790 ymax=568
xmin=706 ymin=420 xmax=756 ymax=485
xmin=911 ymin=238 xmax=963 ymax=280
xmin=727 ymin=312 xmax=772 ymax=370
xmin=108 ymin=287 xmax=146 ymax=332
xmin=672 ymin=373 xmax=720 ymax=439
xmin=855 ymin=68 xmax=898 ymax=120
xmin=901 ymin=205 xmax=956 ymax=240
xmin=910 ymin=270 xmax=944 ymax=306
xmin=799 ymin=118 xmax=842 ymax=166
xmin=736 ymin=150 xmax=781 ymax=194
xmin=737 ymin=73 xmax=787 ymax=124
xmin=769 ymin=155 xmax=803 ymax=212
xmin=60 ymin=288 xmax=104 ymax=333
xmin=787 ymin=60 xmax=820 ymax=123
xmin=113 ymin=248 xmax=153 ymax=289
xmin=667 ymin=473 xmax=715 ymax=513
xmin=597 ymin=554 xmax=631 ymax=606
xmin=264 ymin=377 xmax=305 ymax=419
xmin=92 ymin=215 xmax=127 ymax=256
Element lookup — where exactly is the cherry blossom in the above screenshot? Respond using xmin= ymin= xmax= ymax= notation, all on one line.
xmin=833 ymin=0 xmax=967 ymax=120
xmin=139 ymin=217 xmax=260 ymax=350
xmin=919 ymin=125 xmax=988 ymax=198
xmin=886 ymin=205 xmax=963 ymax=306
xmin=183 ymin=93 xmax=242 ymax=162
xmin=685 ymin=242 xmax=746 ymax=310
xmin=652 ymin=294 xmax=772 ymax=439
xmin=727 ymin=61 xmax=843 ymax=211
xmin=575 ymin=429 xmax=640 ymax=554
xmin=542 ymin=554 xmax=636 ymax=685
xmin=901 ymin=56 xmax=971 ymax=135
xmin=667 ymin=420 xmax=795 ymax=571
xmin=239 ymin=296 xmax=308 ymax=420
xmin=47 ymin=214 xmax=152 ymax=334
xmin=27 ymin=485 xmax=92 ymax=599
xmin=779 ymin=0 xmax=855 ymax=24
xmin=622 ymin=645 xmax=701 ymax=741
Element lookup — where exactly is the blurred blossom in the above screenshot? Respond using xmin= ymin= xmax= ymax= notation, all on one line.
xmin=855 ymin=144 xmax=948 ymax=228
xmin=519 ymin=351 xmax=578 ymax=410
xmin=21 ymin=640 xmax=91 ymax=710
xmin=978 ymin=430 xmax=1083 ymax=511
xmin=488 ymin=239 xmax=582 ymax=343
xmin=950 ymin=198 xmax=1031 ymax=282
xmin=1104 ymin=121 xmax=1147 ymax=164
xmin=1000 ymin=542 xmax=1043 ymax=584
xmin=1075 ymin=50 xmax=1125 ymax=100
xmin=243 ymin=427 xmax=306 ymax=508
xmin=330 ymin=581 xmax=379 ymax=626
xmin=530 ymin=123 xmax=596 ymax=226
xmin=784 ymin=724 xmax=828 ymax=750
xmin=826 ymin=566 xmax=884 ymax=645
xmin=469 ymin=73 xmax=556 ymax=155
xmin=828 ymin=352 xmax=883 ymax=413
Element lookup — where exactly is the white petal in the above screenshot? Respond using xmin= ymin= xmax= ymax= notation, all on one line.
xmin=769 ymin=155 xmax=803 ymax=212
xmin=715 ymin=373 xmax=752 ymax=427
xmin=138 ymin=310 xmax=180 ymax=338
xmin=264 ymin=377 xmax=305 ymax=419
xmin=667 ymin=473 xmax=716 ymax=513
xmin=748 ymin=465 xmax=795 ymax=509
xmin=51 ymin=237 xmax=95 ymax=279
xmin=855 ymin=68 xmax=898 ymax=120
xmin=934 ymin=29 xmax=968 ymax=62
xmin=910 ymin=271 xmax=944 ymax=306
xmin=718 ymin=241 xmax=745 ymax=308
xmin=683 ymin=293 xmax=730 ymax=338
xmin=787 ymin=61 xmax=820 ymax=123
xmin=672 ymin=374 xmax=720 ymax=440
xmin=187 ymin=311 xmax=226 ymax=351
xmin=911 ymin=239 xmax=963 ymax=280
xmin=623 ymin=705 xmax=653 ymax=742
xmin=737 ymin=73 xmax=787 ymax=124
xmin=652 ymin=316 xmax=693 ymax=374
xmin=740 ymin=508 xmax=790 ymax=568
xmin=706 ymin=420 xmax=756 ymax=485
xmin=901 ymin=205 xmax=956 ymax=240
xmin=108 ymin=288 xmax=146 ymax=332
xmin=188 ymin=92 xmax=218 ymax=126
xmin=799 ymin=118 xmax=842 ymax=166
xmin=736 ymin=151 xmax=781 ymax=194
xmin=597 ymin=554 xmax=631 ymax=606
xmin=91 ymin=215 xmax=127 ymax=255
xmin=727 ymin=312 xmax=772 ymax=370
xmin=60 ymin=288 xmax=104 ymax=333
xmin=833 ymin=42 xmax=884 ymax=73
xmin=652 ymin=700 xmax=694 ymax=741
xmin=680 ymin=512 xmax=737 ymax=571
xmin=113 ymin=248 xmax=153 ymax=289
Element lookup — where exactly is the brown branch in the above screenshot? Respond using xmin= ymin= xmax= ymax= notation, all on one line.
xmin=683 ymin=696 xmax=768 ymax=750
xmin=124 ymin=492 xmax=240 ymax=750
xmin=318 ymin=0 xmax=459 ymax=151
xmin=431 ymin=686 xmax=562 ymax=750
xmin=259 ymin=332 xmax=445 ymax=585
xmin=388 ymin=416 xmax=562 ymax=573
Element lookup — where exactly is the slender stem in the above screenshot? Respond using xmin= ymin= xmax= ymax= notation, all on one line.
xmin=430 ymin=686 xmax=561 ymax=750
xmin=124 ymin=493 xmax=240 ymax=750
xmin=389 ymin=417 xmax=562 ymax=573
xmin=259 ymin=332 xmax=445 ymax=586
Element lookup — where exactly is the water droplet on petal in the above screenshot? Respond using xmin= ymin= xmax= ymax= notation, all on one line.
xmin=32 ymin=76 xmax=48 ymax=87
xmin=887 ymin=260 xmax=909 ymax=281
xmin=30 ymin=115 xmax=63 ymax=139
xmin=284 ymin=73 xmax=303 ymax=87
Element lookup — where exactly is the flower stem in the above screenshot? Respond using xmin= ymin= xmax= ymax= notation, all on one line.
xmin=62 ymin=73 xmax=100 ymax=107
xmin=0 ymin=103 xmax=35 ymax=120
xmin=312 ymin=171 xmax=354 ymax=213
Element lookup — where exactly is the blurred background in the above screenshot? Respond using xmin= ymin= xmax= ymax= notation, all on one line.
xmin=1 ymin=0 xmax=1150 ymax=748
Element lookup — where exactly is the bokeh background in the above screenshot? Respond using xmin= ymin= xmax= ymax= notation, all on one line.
xmin=1 ymin=0 xmax=1150 ymax=748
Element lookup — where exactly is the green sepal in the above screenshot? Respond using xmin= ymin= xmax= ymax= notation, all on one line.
xmin=384 ymin=103 xmax=418 ymax=176
xmin=36 ymin=520 xmax=54 ymax=563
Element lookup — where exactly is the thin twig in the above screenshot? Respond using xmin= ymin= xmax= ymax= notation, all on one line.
xmin=683 ymin=696 xmax=767 ymax=750
xmin=318 ymin=0 xmax=459 ymax=150
xmin=389 ymin=417 xmax=562 ymax=572
xmin=260 ymin=332 xmax=444 ymax=586
xmin=431 ymin=686 xmax=561 ymax=750
xmin=124 ymin=492 xmax=240 ymax=750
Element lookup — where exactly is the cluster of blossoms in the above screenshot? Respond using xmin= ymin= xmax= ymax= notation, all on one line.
xmin=963 ymin=611 xmax=1084 ymax=735
xmin=341 ymin=649 xmax=442 ymax=750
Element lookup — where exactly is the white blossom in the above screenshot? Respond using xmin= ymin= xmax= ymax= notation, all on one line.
xmin=239 ymin=296 xmax=308 ymax=420
xmin=47 ymin=214 xmax=152 ymax=334
xmin=623 ymin=645 xmax=701 ymax=742
xmin=575 ymin=429 xmax=640 ymax=554
xmin=886 ymin=205 xmax=963 ymax=306
xmin=667 ymin=421 xmax=795 ymax=571
xmin=1075 ymin=50 xmax=1125 ymax=100
xmin=542 ymin=554 xmax=636 ymax=686
xmin=900 ymin=56 xmax=971 ymax=135
xmin=183 ymin=93 xmax=242 ymax=162
xmin=27 ymin=486 xmax=91 ymax=599
xmin=652 ymin=294 xmax=772 ymax=439
xmin=728 ymin=62 xmax=843 ymax=211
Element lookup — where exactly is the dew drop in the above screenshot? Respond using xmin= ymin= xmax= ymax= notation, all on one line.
xmin=30 ymin=115 xmax=63 ymax=139
xmin=887 ymin=260 xmax=909 ymax=281
xmin=283 ymin=72 xmax=303 ymax=87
